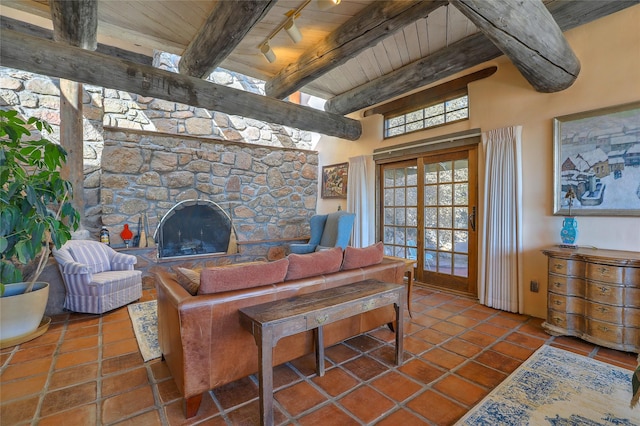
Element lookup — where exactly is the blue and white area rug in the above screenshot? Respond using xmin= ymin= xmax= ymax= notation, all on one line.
xmin=456 ymin=345 xmax=638 ymax=426
xmin=127 ymin=300 xmax=161 ymax=362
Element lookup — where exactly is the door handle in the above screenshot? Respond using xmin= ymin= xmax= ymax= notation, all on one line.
xmin=469 ymin=206 xmax=476 ymax=231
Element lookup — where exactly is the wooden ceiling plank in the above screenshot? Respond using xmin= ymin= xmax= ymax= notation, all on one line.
xmin=325 ymin=0 xmax=636 ymax=115
xmin=0 ymin=29 xmax=361 ymax=140
xmin=426 ymin=6 xmax=447 ymax=53
xmin=415 ymin=18 xmax=430 ymax=57
xmin=0 ymin=16 xmax=152 ymax=66
xmin=371 ymin=42 xmax=394 ymax=76
xmin=403 ymin=22 xmax=422 ymax=63
xmin=356 ymin=52 xmax=381 ymax=82
xmin=381 ymin=37 xmax=403 ymax=70
xmin=265 ymin=0 xmax=447 ymax=100
xmin=178 ymin=0 xmax=278 ymax=78
xmin=450 ymin=0 xmax=580 ymax=93
xmin=393 ymin=30 xmax=411 ymax=66
xmin=49 ymin=0 xmax=97 ymax=50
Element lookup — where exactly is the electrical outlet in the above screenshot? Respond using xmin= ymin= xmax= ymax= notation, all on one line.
xmin=530 ymin=280 xmax=539 ymax=293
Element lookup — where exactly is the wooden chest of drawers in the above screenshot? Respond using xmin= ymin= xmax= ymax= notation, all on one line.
xmin=542 ymin=247 xmax=640 ymax=352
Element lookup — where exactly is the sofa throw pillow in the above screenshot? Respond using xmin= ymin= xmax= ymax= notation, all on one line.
xmin=68 ymin=244 xmax=111 ymax=274
xmin=285 ymin=247 xmax=343 ymax=281
xmin=173 ymin=267 xmax=201 ymax=295
xmin=198 ymin=258 xmax=289 ymax=294
xmin=341 ymin=242 xmax=384 ymax=270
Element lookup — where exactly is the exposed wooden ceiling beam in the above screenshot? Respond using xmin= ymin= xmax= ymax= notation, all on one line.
xmin=363 ymin=66 xmax=497 ymax=117
xmin=49 ymin=0 xmax=97 ymax=50
xmin=0 ymin=16 xmax=152 ymax=66
xmin=450 ymin=0 xmax=579 ymax=93
xmin=326 ymin=0 xmax=637 ymax=115
xmin=178 ymin=0 xmax=278 ymax=78
xmin=265 ymin=0 xmax=447 ymax=100
xmin=0 ymin=29 xmax=362 ymax=140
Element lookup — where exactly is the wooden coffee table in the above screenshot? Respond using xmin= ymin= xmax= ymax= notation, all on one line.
xmin=239 ymin=279 xmax=404 ymax=426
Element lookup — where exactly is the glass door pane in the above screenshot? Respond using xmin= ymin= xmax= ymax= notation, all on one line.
xmin=420 ymin=149 xmax=476 ymax=295
xmin=381 ymin=162 xmax=418 ymax=260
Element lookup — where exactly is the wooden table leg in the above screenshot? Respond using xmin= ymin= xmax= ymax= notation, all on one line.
xmin=257 ymin=328 xmax=274 ymax=426
xmin=315 ymin=326 xmax=325 ymax=377
xmin=394 ymin=298 xmax=404 ymax=366
xmin=406 ymin=270 xmax=413 ymax=318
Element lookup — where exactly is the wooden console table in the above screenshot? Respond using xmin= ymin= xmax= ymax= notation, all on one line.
xmin=542 ymin=246 xmax=640 ymax=352
xmin=239 ymin=280 xmax=404 ymax=426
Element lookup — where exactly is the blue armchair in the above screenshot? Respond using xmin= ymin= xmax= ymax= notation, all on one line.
xmin=290 ymin=211 xmax=355 ymax=254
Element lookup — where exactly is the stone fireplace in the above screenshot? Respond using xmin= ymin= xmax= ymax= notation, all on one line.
xmin=155 ymin=199 xmax=236 ymax=259
xmin=100 ymin=127 xmax=318 ymax=263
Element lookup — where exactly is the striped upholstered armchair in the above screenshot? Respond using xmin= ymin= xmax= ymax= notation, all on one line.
xmin=52 ymin=240 xmax=142 ymax=314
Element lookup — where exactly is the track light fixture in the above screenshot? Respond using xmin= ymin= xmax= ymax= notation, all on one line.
xmin=258 ymin=0 xmax=340 ymax=63
xmin=317 ymin=0 xmax=340 ymax=11
xmin=260 ymin=42 xmax=276 ymax=63
xmin=284 ymin=17 xmax=302 ymax=44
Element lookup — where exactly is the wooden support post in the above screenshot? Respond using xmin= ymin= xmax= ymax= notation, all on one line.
xmin=59 ymin=79 xmax=85 ymax=225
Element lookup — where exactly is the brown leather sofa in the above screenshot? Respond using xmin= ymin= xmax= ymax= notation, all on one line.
xmin=155 ymin=254 xmax=405 ymax=418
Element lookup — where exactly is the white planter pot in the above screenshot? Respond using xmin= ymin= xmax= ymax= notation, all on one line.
xmin=0 ymin=282 xmax=50 ymax=348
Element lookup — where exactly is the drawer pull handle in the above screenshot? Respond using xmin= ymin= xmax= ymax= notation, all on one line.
xmin=599 ymin=286 xmax=610 ymax=294
xmin=553 ymin=317 xmax=564 ymax=324
xmin=597 ymin=307 xmax=608 ymax=313
xmin=554 ymin=264 xmax=564 ymax=270
xmin=597 ymin=266 xmax=610 ymax=276
xmin=554 ymin=282 xmax=562 ymax=288
xmin=362 ymin=300 xmax=375 ymax=310
xmin=316 ymin=315 xmax=328 ymax=325
xmin=554 ymin=300 xmax=562 ymax=306
xmin=599 ymin=326 xmax=609 ymax=332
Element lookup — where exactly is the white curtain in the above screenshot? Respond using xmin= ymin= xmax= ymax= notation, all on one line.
xmin=347 ymin=155 xmax=375 ymax=247
xmin=479 ymin=126 xmax=524 ymax=313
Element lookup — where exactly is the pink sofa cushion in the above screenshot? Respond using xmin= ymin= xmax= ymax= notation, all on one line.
xmin=342 ymin=242 xmax=384 ymax=270
xmin=173 ymin=267 xmax=201 ymax=295
xmin=198 ymin=259 xmax=289 ymax=294
xmin=285 ymin=247 xmax=343 ymax=281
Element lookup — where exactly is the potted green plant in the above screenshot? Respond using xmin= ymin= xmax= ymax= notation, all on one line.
xmin=0 ymin=109 xmax=80 ymax=347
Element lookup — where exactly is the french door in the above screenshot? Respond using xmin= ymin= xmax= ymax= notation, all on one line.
xmin=381 ymin=146 xmax=478 ymax=296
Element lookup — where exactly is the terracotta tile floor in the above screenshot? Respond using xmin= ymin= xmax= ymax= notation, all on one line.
xmin=1 ymin=286 xmax=637 ymax=425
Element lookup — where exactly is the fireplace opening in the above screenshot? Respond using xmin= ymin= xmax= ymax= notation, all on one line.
xmin=154 ymin=199 xmax=236 ymax=259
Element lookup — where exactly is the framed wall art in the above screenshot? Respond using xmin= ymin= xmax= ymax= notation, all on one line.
xmin=553 ymin=101 xmax=640 ymax=216
xmin=321 ymin=162 xmax=348 ymax=199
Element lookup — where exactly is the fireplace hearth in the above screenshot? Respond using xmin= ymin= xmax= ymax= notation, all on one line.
xmin=155 ymin=199 xmax=236 ymax=259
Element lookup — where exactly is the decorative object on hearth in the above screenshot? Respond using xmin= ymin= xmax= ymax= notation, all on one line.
xmin=132 ymin=215 xmax=141 ymax=247
xmin=456 ymin=345 xmax=636 ymax=425
xmin=120 ymin=224 xmax=133 ymax=248
xmin=553 ymin=101 xmax=640 ymax=217
xmin=560 ymin=187 xmax=578 ymax=247
xmin=138 ymin=214 xmax=147 ymax=248
xmin=144 ymin=212 xmax=155 ymax=248
xmin=100 ymin=226 xmax=110 ymax=245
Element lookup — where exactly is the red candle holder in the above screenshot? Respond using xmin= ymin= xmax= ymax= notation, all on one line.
xmin=120 ymin=224 xmax=133 ymax=247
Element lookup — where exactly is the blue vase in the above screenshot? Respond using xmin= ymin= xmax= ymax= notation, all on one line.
xmin=560 ymin=217 xmax=578 ymax=245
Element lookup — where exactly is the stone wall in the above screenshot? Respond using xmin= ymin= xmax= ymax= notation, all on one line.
xmin=0 ymin=59 xmax=316 ymax=236
xmin=102 ymin=128 xmax=318 ymax=255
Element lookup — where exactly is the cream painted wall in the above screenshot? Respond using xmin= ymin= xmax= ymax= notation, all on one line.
xmin=315 ymin=5 xmax=640 ymax=318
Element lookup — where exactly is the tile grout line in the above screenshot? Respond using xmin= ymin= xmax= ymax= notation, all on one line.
xmin=29 ymin=315 xmax=68 ymax=425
